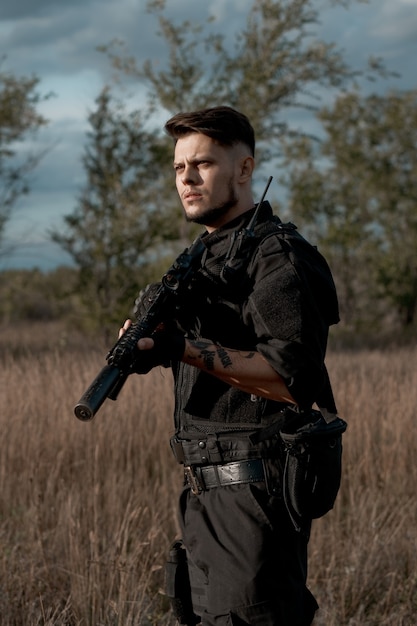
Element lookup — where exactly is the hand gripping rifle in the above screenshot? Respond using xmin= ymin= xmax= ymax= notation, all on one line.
xmin=74 ymin=237 xmax=205 ymax=421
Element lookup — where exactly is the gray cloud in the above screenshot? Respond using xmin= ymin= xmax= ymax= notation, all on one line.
xmin=2 ymin=1 xmax=161 ymax=79
xmin=0 ymin=0 xmax=90 ymax=20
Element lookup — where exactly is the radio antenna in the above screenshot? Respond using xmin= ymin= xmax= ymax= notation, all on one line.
xmin=221 ymin=175 xmax=273 ymax=282
xmin=247 ymin=175 xmax=273 ymax=232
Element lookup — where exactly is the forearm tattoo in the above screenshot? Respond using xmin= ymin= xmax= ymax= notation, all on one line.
xmin=190 ymin=340 xmax=255 ymax=372
xmin=217 ymin=345 xmax=233 ymax=369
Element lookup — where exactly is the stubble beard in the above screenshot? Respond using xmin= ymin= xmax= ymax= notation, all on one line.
xmin=184 ymin=180 xmax=238 ymax=227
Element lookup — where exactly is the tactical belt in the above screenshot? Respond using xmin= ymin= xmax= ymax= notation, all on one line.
xmin=184 ymin=459 xmax=265 ymax=495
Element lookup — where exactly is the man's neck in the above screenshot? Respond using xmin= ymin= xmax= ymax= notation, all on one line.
xmin=204 ymin=197 xmax=255 ymax=233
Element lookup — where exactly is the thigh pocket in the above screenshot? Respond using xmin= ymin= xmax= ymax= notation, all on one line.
xmin=229 ymin=599 xmax=278 ymax=625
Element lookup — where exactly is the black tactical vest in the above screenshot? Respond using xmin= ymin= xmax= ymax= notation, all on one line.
xmin=172 ymin=202 xmax=339 ymax=444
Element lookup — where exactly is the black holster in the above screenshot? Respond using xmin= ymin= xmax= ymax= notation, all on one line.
xmin=165 ymin=539 xmax=200 ymax=625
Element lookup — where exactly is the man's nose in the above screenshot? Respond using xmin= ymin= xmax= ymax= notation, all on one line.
xmin=182 ymin=164 xmax=200 ymax=185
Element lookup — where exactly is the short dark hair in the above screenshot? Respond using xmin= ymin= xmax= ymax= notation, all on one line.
xmin=164 ymin=106 xmax=255 ymax=156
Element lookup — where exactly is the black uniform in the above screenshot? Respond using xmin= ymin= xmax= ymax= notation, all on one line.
xmin=169 ymin=202 xmax=339 ymax=625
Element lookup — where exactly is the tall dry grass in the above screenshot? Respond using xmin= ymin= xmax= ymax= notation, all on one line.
xmin=0 ymin=322 xmax=416 ymax=625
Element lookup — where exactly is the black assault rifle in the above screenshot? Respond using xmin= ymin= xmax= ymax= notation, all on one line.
xmin=74 ymin=237 xmax=205 ymax=421
xmin=74 ymin=177 xmax=273 ymax=422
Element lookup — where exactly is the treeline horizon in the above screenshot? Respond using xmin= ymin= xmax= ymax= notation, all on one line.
xmin=0 ymin=265 xmax=415 ymax=351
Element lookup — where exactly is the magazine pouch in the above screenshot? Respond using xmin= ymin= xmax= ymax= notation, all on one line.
xmin=280 ymin=409 xmax=347 ymax=532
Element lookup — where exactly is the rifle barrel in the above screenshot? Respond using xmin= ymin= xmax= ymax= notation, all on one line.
xmin=74 ymin=364 xmax=122 ymax=421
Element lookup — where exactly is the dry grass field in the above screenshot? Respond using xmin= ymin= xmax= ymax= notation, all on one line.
xmin=0 ymin=322 xmax=416 ymax=625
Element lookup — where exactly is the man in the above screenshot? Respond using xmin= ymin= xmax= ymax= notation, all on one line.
xmin=123 ymin=106 xmax=340 ymax=625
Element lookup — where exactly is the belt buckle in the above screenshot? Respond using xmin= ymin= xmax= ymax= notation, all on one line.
xmin=184 ymin=465 xmax=202 ymax=495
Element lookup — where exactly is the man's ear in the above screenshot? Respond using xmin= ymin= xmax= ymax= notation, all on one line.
xmin=239 ymin=156 xmax=255 ymax=182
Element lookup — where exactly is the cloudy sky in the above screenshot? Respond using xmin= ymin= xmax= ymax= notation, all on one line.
xmin=1 ymin=0 xmax=416 ymax=270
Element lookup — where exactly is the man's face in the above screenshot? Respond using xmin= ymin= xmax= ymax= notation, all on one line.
xmin=173 ymin=133 xmax=249 ymax=230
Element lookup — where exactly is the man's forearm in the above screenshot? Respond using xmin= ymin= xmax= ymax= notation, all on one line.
xmin=183 ymin=338 xmax=296 ymax=404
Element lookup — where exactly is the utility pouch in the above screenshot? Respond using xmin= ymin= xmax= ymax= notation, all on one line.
xmin=280 ymin=410 xmax=347 ymax=532
xmin=165 ymin=539 xmax=200 ymax=626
